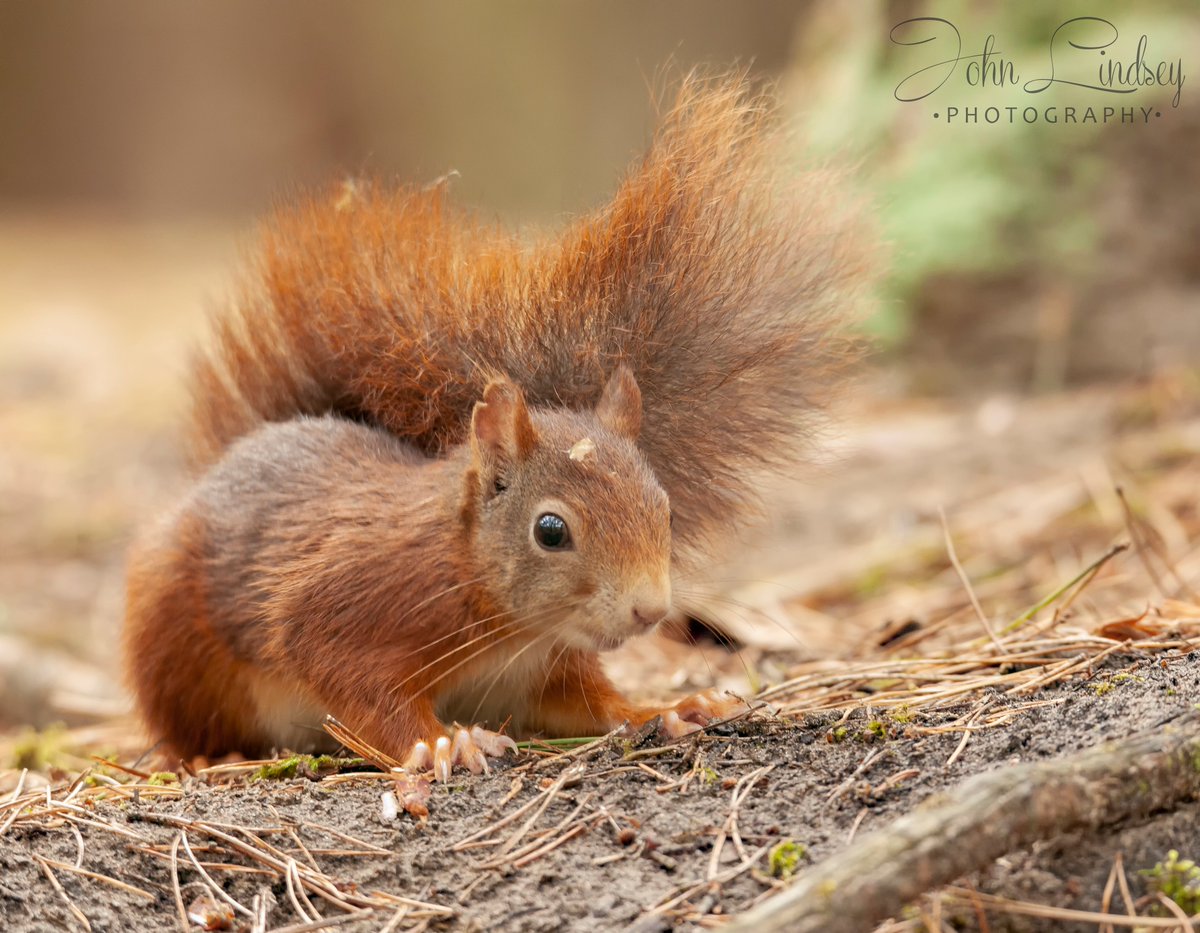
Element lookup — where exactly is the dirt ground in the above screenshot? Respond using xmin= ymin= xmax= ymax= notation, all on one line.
xmin=1 ymin=217 xmax=1199 ymax=931
xmin=2 ymin=653 xmax=1199 ymax=932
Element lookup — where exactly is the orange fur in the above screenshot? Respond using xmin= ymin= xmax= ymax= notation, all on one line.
xmin=125 ymin=75 xmax=876 ymax=763
xmin=189 ymin=74 xmax=875 ymax=561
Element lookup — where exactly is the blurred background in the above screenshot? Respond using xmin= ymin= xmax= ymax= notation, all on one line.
xmin=1 ymin=1 xmax=1197 ymax=750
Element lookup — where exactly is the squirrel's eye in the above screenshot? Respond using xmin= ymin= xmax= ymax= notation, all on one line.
xmin=533 ymin=513 xmax=571 ymax=551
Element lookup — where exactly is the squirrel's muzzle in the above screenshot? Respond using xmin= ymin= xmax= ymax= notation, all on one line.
xmin=632 ymin=604 xmax=670 ymax=629
xmin=628 ymin=577 xmax=672 ymax=631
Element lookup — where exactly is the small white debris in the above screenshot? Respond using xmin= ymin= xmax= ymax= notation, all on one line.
xmin=380 ymin=790 xmax=399 ymax=822
xmin=569 ymin=437 xmax=597 ymax=461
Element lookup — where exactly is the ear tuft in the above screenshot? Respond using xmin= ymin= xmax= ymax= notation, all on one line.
xmin=595 ymin=365 xmax=642 ymax=441
xmin=470 ymin=377 xmax=537 ymax=472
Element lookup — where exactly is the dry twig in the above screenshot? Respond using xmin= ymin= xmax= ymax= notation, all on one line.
xmin=728 ymin=712 xmax=1200 ymax=933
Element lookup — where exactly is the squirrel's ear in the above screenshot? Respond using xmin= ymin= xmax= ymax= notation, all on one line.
xmin=470 ymin=377 xmax=537 ymax=475
xmin=595 ymin=364 xmax=642 ymax=441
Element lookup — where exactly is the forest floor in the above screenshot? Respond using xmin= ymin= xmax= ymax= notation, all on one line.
xmin=1 ymin=218 xmax=1199 ymax=931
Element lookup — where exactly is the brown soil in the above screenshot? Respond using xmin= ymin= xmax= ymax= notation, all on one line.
xmin=2 ymin=654 xmax=1199 ymax=931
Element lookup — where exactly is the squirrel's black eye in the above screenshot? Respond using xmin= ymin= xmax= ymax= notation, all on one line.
xmin=533 ymin=513 xmax=571 ymax=551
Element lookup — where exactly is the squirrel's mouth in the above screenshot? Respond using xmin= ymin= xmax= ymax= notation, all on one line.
xmin=561 ymin=626 xmax=628 ymax=653
xmin=591 ymin=632 xmax=627 ymax=652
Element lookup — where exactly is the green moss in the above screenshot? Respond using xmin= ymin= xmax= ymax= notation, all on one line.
xmin=889 ymin=706 xmax=913 ymax=725
xmin=1091 ymin=682 xmax=1114 ymax=696
xmin=768 ymin=840 xmax=807 ymax=880
xmin=75 ymin=757 xmax=125 ymax=788
xmin=1140 ymin=850 xmax=1200 ymax=915
xmin=308 ymin=754 xmax=357 ymax=772
xmin=252 ymin=754 xmax=361 ymax=781
xmin=700 ymin=767 xmax=719 ymax=786
xmin=254 ymin=756 xmax=305 ymax=781
xmin=864 ymin=720 xmax=888 ymax=741
xmin=853 ymin=565 xmax=888 ymax=598
xmin=147 ymin=771 xmax=179 ymax=786
xmin=8 ymin=723 xmax=70 ymax=771
xmin=828 ymin=726 xmax=849 ymax=744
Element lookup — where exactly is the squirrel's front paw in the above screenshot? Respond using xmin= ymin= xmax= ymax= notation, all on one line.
xmin=658 ymin=691 xmax=750 ymax=739
xmin=402 ymin=725 xmax=517 ymax=782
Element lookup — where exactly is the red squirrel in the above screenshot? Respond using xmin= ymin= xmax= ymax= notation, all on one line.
xmin=122 ymin=75 xmax=874 ymax=778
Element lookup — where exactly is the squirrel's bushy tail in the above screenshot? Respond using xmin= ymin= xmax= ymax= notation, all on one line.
xmin=190 ymin=73 xmax=877 ymax=560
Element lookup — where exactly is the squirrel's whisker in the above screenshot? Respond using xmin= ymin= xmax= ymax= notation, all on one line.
xmin=468 ymin=626 xmax=563 ymax=725
xmin=399 ymin=598 xmax=542 ymax=663
xmin=388 ymin=575 xmax=491 ymax=629
xmin=669 ymin=595 xmax=788 ymax=695
xmin=537 ymin=641 xmax=574 ymax=708
xmin=577 ymin=651 xmax=597 ymax=725
xmin=386 ymin=605 xmax=567 ymax=702
xmin=673 ymin=587 xmax=808 ymax=651
xmin=661 ymin=615 xmax=725 ymax=688
xmin=404 ymin=601 xmax=585 ymax=707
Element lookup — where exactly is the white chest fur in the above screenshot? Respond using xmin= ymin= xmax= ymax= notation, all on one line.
xmin=248 ymin=674 xmax=334 ymax=753
xmin=434 ymin=646 xmax=552 ymax=734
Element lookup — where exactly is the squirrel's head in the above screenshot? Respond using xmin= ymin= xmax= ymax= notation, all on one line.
xmin=463 ymin=366 xmax=671 ymax=653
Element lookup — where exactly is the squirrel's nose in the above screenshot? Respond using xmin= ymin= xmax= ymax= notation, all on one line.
xmin=629 ymin=576 xmax=672 ymax=630
xmin=631 ymin=601 xmax=670 ymax=629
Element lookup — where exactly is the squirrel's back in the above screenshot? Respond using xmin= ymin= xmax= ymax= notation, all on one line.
xmin=190 ymin=74 xmax=877 ymax=563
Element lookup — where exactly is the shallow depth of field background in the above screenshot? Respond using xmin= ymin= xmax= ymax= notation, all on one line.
xmin=1 ymin=1 xmax=1197 ymax=740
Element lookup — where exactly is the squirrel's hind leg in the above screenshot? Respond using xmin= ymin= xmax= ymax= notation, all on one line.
xmin=122 ymin=521 xmax=268 ymax=760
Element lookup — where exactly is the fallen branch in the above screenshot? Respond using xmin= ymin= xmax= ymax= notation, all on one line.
xmin=727 ymin=711 xmax=1200 ymax=933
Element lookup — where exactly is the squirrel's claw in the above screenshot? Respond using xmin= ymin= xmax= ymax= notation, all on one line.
xmin=432 ymin=736 xmax=454 ymax=782
xmin=403 ymin=725 xmax=517 ymax=782
xmin=657 ymin=691 xmax=750 ymax=739
xmin=661 ymin=710 xmax=703 ymax=738
xmin=402 ymin=740 xmax=434 ymax=773
xmin=467 ymin=724 xmax=518 ymax=759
